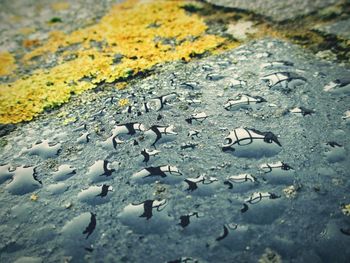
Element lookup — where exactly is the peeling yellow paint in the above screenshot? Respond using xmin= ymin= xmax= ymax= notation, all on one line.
xmin=0 ymin=52 xmax=17 ymax=77
xmin=0 ymin=0 xmax=228 ymax=124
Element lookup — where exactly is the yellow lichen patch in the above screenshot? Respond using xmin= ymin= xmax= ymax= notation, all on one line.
xmin=23 ymin=30 xmax=66 ymax=62
xmin=62 ymin=117 xmax=76 ymax=125
xmin=258 ymin=248 xmax=282 ymax=263
xmin=51 ymin=2 xmax=70 ymax=11
xmin=0 ymin=0 xmax=228 ymax=124
xmin=115 ymin=82 xmax=128 ymax=90
xmin=22 ymin=39 xmax=41 ymax=48
xmin=9 ymin=15 xmax=22 ymax=23
xmin=30 ymin=194 xmax=39 ymax=201
xmin=0 ymin=52 xmax=17 ymax=76
xmin=342 ymin=204 xmax=350 ymax=216
xmin=118 ymin=98 xmax=130 ymax=108
xmin=18 ymin=27 xmax=36 ymax=35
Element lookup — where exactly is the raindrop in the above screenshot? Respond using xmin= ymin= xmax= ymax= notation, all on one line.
xmin=22 ymin=140 xmax=61 ymax=159
xmin=52 ymin=164 xmax=76 ymax=181
xmin=6 ymin=166 xmax=42 ymax=195
xmin=77 ymin=184 xmax=113 ymax=205
xmin=87 ymin=160 xmax=115 ymax=183
xmin=118 ymin=199 xmax=172 ymax=234
xmin=222 ymin=128 xmax=282 ymax=158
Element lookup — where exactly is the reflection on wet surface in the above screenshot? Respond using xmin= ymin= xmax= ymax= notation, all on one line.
xmin=6 ymin=166 xmax=41 ymax=195
xmin=323 ymin=78 xmax=350 ymax=94
xmin=259 ymin=161 xmax=295 ymax=184
xmin=22 ymin=140 xmax=61 ymax=159
xmin=222 ymin=127 xmax=282 ymax=158
xmin=0 ymin=164 xmax=14 ymax=184
xmin=52 ymin=164 xmax=76 ymax=181
xmin=0 ymin=39 xmax=349 ymax=262
xmin=224 ymin=94 xmax=266 ymax=111
xmin=132 ymin=165 xmax=183 ymax=185
xmin=78 ymin=184 xmax=113 ymax=205
xmin=118 ymin=199 xmax=172 ymax=234
xmin=87 ymin=160 xmax=116 ymax=183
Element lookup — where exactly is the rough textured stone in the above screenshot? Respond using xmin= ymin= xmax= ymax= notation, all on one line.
xmin=0 ymin=0 xmax=117 ymax=52
xmin=204 ymin=0 xmax=338 ymax=22
xmin=0 ymin=38 xmax=349 ymax=262
xmin=315 ymin=18 xmax=350 ymax=40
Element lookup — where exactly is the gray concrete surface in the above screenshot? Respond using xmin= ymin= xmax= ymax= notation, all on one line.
xmin=204 ymin=0 xmax=338 ymax=21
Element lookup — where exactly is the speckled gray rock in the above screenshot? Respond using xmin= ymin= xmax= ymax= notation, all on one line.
xmin=0 ymin=0 xmax=120 ymax=53
xmin=314 ymin=18 xmax=350 ymax=40
xmin=0 ymin=38 xmax=349 ymax=262
xmin=204 ymin=0 xmax=338 ymax=22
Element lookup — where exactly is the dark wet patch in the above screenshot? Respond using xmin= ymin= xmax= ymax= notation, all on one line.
xmin=0 ymin=124 xmax=16 ymax=137
xmin=324 ymin=141 xmax=346 ymax=163
xmin=49 ymin=17 xmax=63 ymax=23
xmin=0 ymin=164 xmax=14 ymax=184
